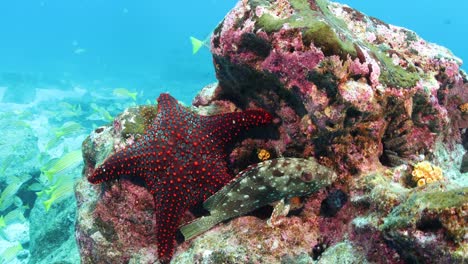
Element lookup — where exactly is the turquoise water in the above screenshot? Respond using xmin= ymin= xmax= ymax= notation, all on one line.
xmin=0 ymin=0 xmax=466 ymax=103
xmin=339 ymin=0 xmax=468 ymax=68
xmin=0 ymin=1 xmax=466 ymax=263
xmin=0 ymin=0 xmax=234 ymax=104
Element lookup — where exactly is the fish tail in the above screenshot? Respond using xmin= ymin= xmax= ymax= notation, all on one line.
xmin=43 ymin=171 xmax=54 ymax=182
xmin=43 ymin=198 xmax=54 ymax=212
xmin=190 ymin=36 xmax=204 ymax=54
xmin=130 ymin=92 xmax=137 ymax=101
xmin=179 ymin=215 xmax=218 ymax=241
xmin=46 ymin=137 xmax=60 ymax=150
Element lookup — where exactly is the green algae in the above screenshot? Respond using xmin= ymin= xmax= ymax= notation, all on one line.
xmin=371 ymin=46 xmax=420 ymax=88
xmin=255 ymin=0 xmax=357 ymax=58
xmin=318 ymin=241 xmax=369 ymax=264
xmin=257 ymin=14 xmax=286 ymax=32
xmin=352 ymin=214 xmax=380 ymax=230
xmin=290 ymin=0 xmax=310 ymax=11
xmin=404 ymin=31 xmax=418 ymax=42
xmin=120 ymin=105 xmax=158 ymax=138
xmin=82 ymin=105 xmax=158 ymax=168
xmin=309 ymin=0 xmax=357 ymax=57
xmin=249 ymin=0 xmax=270 ymax=9
xmin=302 ymin=22 xmax=355 ymax=58
xmin=382 ymin=186 xmax=467 ymax=231
xmin=254 ymin=0 xmax=420 ymax=88
xmin=411 ymin=187 xmax=467 ymax=211
xmin=379 ymin=186 xmax=467 ymax=262
xmin=354 ymin=172 xmax=410 ymax=214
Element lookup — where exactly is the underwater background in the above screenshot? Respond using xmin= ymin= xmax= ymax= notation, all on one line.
xmin=0 ymin=0 xmax=466 ymax=263
xmin=0 ymin=0 xmax=466 ymax=104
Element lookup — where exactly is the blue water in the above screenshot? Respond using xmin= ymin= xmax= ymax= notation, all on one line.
xmin=339 ymin=0 xmax=468 ymax=70
xmin=0 ymin=0 xmax=466 ymax=104
xmin=0 ymin=0 xmax=236 ymax=104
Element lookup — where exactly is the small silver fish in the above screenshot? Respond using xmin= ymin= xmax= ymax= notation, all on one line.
xmin=180 ymin=157 xmax=337 ymax=240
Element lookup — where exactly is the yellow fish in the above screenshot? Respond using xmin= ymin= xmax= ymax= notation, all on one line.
xmin=41 ymin=150 xmax=83 ymax=182
xmin=0 ymin=243 xmax=23 ymax=263
xmin=3 ymin=207 xmax=26 ymax=225
xmin=113 ymin=88 xmax=137 ymax=101
xmin=43 ymin=178 xmax=75 ymax=211
xmin=46 ymin=122 xmax=85 ymax=150
xmin=190 ymin=36 xmax=210 ymax=54
xmin=0 ymin=177 xmax=23 ymax=211
xmin=90 ymin=103 xmax=114 ymax=122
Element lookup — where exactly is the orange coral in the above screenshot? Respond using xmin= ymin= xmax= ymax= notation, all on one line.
xmin=257 ymin=149 xmax=271 ymax=161
xmin=411 ymin=161 xmax=443 ymax=187
xmin=458 ymin=102 xmax=468 ymax=114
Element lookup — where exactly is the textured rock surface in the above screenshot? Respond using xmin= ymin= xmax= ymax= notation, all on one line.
xmin=76 ymin=106 xmax=160 ymax=263
xmin=204 ymin=0 xmax=466 ymax=174
xmin=76 ymin=0 xmax=467 ymax=263
xmin=29 ymin=166 xmax=81 ymax=264
xmin=186 ymin=0 xmax=467 ymax=262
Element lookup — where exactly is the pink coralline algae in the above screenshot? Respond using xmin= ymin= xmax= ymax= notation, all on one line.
xmin=261 ymin=46 xmax=325 ymax=94
xmin=208 ymin=0 xmax=466 ymax=173
xmin=76 ymin=0 xmax=467 ymax=263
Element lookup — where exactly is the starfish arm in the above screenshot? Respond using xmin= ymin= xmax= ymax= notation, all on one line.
xmin=88 ymin=150 xmax=132 ymax=184
xmin=154 ymin=197 xmax=186 ymax=263
xmin=88 ymin=136 xmax=158 ymax=184
xmin=201 ymin=109 xmax=272 ymax=143
xmin=156 ymin=93 xmax=180 ymax=113
xmin=199 ymin=160 xmax=234 ymax=201
xmin=151 ymin=93 xmax=195 ymax=131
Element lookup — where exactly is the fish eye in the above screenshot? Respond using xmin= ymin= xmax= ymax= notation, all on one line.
xmin=300 ymin=172 xmax=313 ymax=182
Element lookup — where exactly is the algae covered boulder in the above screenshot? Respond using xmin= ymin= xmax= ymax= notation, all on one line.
xmin=203 ymin=0 xmax=466 ymax=175
xmin=382 ymin=186 xmax=467 ymax=262
xmin=76 ymin=105 xmax=160 ymax=263
xmin=75 ymin=0 xmax=467 ymax=263
xmin=185 ymin=0 xmax=467 ymax=262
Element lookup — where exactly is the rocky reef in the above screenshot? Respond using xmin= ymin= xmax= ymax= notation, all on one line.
xmin=76 ymin=0 xmax=467 ymax=263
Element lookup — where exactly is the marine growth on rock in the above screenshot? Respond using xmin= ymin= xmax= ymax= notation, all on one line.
xmin=76 ymin=0 xmax=467 ymax=263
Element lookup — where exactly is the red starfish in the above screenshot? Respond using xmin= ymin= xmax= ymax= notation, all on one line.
xmin=88 ymin=93 xmax=272 ymax=263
